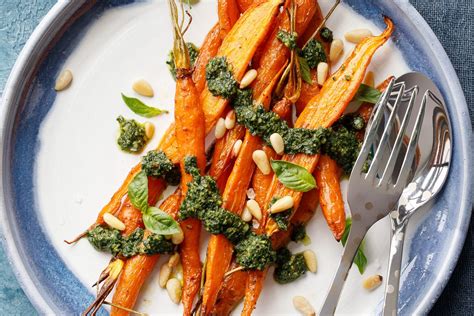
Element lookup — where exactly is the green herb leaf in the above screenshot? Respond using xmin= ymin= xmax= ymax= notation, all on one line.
xmin=298 ymin=56 xmax=312 ymax=85
xmin=128 ymin=171 xmax=149 ymax=212
xmin=353 ymin=84 xmax=382 ymax=104
xmin=270 ymin=160 xmax=316 ymax=192
xmin=341 ymin=218 xmax=368 ymax=274
xmin=121 ymin=93 xmax=168 ymax=118
xmin=143 ymin=207 xmax=180 ymax=235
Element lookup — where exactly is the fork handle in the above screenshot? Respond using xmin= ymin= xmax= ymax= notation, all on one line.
xmin=382 ymin=219 xmax=408 ymax=316
xmin=319 ymin=226 xmax=367 ymax=315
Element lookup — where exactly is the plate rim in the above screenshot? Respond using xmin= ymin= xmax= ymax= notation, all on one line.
xmin=0 ymin=0 xmax=472 ymax=314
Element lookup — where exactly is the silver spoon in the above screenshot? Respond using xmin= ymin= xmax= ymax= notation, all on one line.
xmin=382 ymin=72 xmax=452 ymax=316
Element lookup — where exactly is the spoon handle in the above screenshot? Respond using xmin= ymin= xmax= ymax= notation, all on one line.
xmin=382 ymin=219 xmax=408 ymax=316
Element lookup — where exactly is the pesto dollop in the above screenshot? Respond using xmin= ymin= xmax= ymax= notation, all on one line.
xmin=116 ymin=116 xmax=148 ymax=153
xmin=87 ymin=226 xmax=174 ymax=257
xmin=301 ymin=38 xmax=327 ymax=69
xmin=320 ymin=27 xmax=333 ymax=42
xmin=290 ymin=224 xmax=307 ymax=243
xmin=142 ymin=150 xmax=181 ymax=185
xmin=277 ymin=29 xmax=298 ymax=50
xmin=273 ymin=248 xmax=308 ymax=284
xmin=268 ymin=197 xmax=293 ymax=231
xmin=205 ymin=57 xmax=238 ymax=99
xmin=235 ymin=233 xmax=276 ymax=270
xmin=167 ymin=42 xmax=199 ymax=79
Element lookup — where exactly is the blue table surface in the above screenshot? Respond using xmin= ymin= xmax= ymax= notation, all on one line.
xmin=0 ymin=1 xmax=472 ymax=315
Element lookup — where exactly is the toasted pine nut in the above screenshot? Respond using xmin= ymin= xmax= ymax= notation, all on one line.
xmin=233 ymin=139 xmax=242 ymax=157
xmin=168 ymin=253 xmax=180 ymax=268
xmin=270 ymin=196 xmax=294 ymax=214
xmin=103 ymin=213 xmax=125 ymax=231
xmin=364 ymin=71 xmax=375 ymax=87
xmin=293 ymin=296 xmax=315 ymax=316
xmin=241 ymin=207 xmax=252 ymax=222
xmin=132 ymin=79 xmax=154 ymax=97
xmin=363 ymin=274 xmax=383 ymax=291
xmin=345 ymin=28 xmax=373 ymax=44
xmin=240 ymin=69 xmax=257 ymax=89
xmin=329 ymin=39 xmax=344 ymax=62
xmin=225 ymin=110 xmax=236 ymax=129
xmin=166 ymin=278 xmax=182 ymax=304
xmin=252 ymin=150 xmax=271 ymax=175
xmin=144 ymin=122 xmax=155 ymax=139
xmin=215 ymin=118 xmax=226 ymax=139
xmin=303 ymin=250 xmax=317 ymax=273
xmin=317 ymin=62 xmax=329 ymax=86
xmin=171 ymin=226 xmax=184 ymax=245
xmin=55 ymin=69 xmax=73 ymax=91
xmin=159 ymin=264 xmax=172 ymax=288
xmin=270 ymin=133 xmax=285 ymax=155
xmin=246 ymin=199 xmax=262 ymax=220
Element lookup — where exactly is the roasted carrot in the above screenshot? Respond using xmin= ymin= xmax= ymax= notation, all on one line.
xmin=265 ymin=17 xmax=395 ymax=236
xmin=218 ymin=0 xmax=241 ymax=39
xmin=193 ymin=23 xmax=222 ymax=93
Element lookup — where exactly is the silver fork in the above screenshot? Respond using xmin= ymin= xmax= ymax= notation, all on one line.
xmin=319 ymin=77 xmax=427 ymax=315
xmin=382 ymin=73 xmax=452 ymax=316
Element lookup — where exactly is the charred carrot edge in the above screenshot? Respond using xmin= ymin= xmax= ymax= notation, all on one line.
xmin=265 ymin=17 xmax=395 ymax=236
xmin=218 ymin=0 xmax=241 ymax=39
xmin=315 ymin=155 xmax=345 ymax=240
xmin=111 ymin=190 xmax=181 ymax=316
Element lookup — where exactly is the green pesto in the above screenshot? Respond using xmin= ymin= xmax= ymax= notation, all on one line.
xmin=141 ymin=150 xmax=181 ymax=185
xmin=87 ymin=226 xmax=175 ymax=257
xmin=268 ymin=197 xmax=293 ymax=231
xmin=116 ymin=116 xmax=148 ymax=153
xmin=273 ymin=248 xmax=308 ymax=284
xmin=301 ymin=38 xmax=327 ymax=69
xmin=235 ymin=233 xmax=276 ymax=270
xmin=320 ymin=27 xmax=333 ymax=42
xmin=277 ymin=29 xmax=298 ymax=50
xmin=205 ymin=57 xmax=238 ymax=99
xmin=166 ymin=42 xmax=199 ymax=79
xmin=290 ymin=224 xmax=307 ymax=243
xmin=324 ymin=125 xmax=360 ymax=174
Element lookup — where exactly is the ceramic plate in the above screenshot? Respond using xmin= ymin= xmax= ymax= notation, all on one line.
xmin=0 ymin=0 xmax=472 ymax=314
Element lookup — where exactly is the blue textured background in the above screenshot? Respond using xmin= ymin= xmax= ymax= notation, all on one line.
xmin=0 ymin=0 xmax=472 ymax=315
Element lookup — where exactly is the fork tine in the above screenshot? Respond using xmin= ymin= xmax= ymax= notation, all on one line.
xmin=365 ymin=83 xmax=406 ymax=182
xmin=351 ymin=78 xmax=396 ymax=175
xmin=395 ymin=91 xmax=427 ymax=187
xmin=379 ymin=87 xmax=419 ymax=186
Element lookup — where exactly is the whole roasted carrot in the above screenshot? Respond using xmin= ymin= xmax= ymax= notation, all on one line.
xmin=193 ymin=23 xmax=222 ymax=93
xmin=218 ymin=0 xmax=240 ymax=39
xmin=265 ymin=17 xmax=395 ymax=236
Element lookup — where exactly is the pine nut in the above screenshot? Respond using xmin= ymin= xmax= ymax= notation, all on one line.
xmin=171 ymin=226 xmax=184 ymax=245
xmin=252 ymin=150 xmax=271 ymax=175
xmin=225 ymin=110 xmax=236 ymax=129
xmin=168 ymin=253 xmax=180 ymax=268
xmin=144 ymin=122 xmax=155 ymax=139
xmin=54 ymin=69 xmax=73 ymax=91
xmin=363 ymin=274 xmax=383 ymax=291
xmin=329 ymin=39 xmax=344 ymax=62
xmin=159 ymin=264 xmax=172 ymax=288
xmin=303 ymin=250 xmax=317 ymax=273
xmin=103 ymin=213 xmax=125 ymax=231
xmin=364 ymin=71 xmax=375 ymax=87
xmin=293 ymin=296 xmax=315 ymax=316
xmin=246 ymin=199 xmax=262 ymax=220
xmin=240 ymin=69 xmax=257 ymax=89
xmin=241 ymin=207 xmax=252 ymax=222
xmin=270 ymin=196 xmax=294 ymax=214
xmin=166 ymin=278 xmax=182 ymax=304
xmin=132 ymin=79 xmax=154 ymax=97
xmin=270 ymin=133 xmax=285 ymax=155
xmin=345 ymin=29 xmax=373 ymax=44
xmin=215 ymin=118 xmax=226 ymax=139
xmin=317 ymin=62 xmax=329 ymax=86
xmin=233 ymin=139 xmax=242 ymax=157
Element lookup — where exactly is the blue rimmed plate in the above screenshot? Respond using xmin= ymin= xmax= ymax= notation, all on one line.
xmin=0 ymin=0 xmax=471 ymax=314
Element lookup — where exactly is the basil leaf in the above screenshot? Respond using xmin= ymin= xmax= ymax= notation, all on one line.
xmin=298 ymin=56 xmax=312 ymax=84
xmin=270 ymin=160 xmax=316 ymax=192
xmin=143 ymin=207 xmax=180 ymax=235
xmin=353 ymin=84 xmax=381 ymax=104
xmin=128 ymin=171 xmax=149 ymax=212
xmin=121 ymin=93 xmax=168 ymax=118
xmin=341 ymin=218 xmax=368 ymax=274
